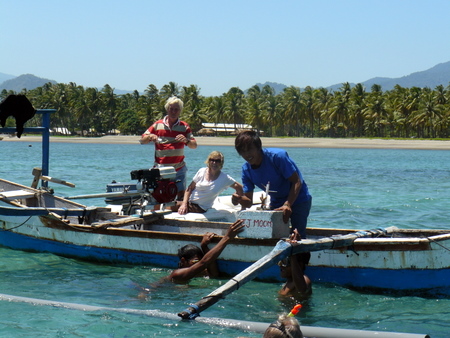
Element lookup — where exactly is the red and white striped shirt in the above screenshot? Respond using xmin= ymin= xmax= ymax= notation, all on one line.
xmin=143 ymin=116 xmax=195 ymax=171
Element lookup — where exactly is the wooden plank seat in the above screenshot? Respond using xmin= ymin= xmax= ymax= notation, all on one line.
xmin=91 ymin=216 xmax=145 ymax=229
xmin=0 ymin=190 xmax=36 ymax=200
xmin=46 ymin=207 xmax=95 ymax=218
xmin=90 ymin=211 xmax=171 ymax=229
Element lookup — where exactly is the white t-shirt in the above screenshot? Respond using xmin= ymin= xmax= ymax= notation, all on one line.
xmin=189 ymin=167 xmax=236 ymax=210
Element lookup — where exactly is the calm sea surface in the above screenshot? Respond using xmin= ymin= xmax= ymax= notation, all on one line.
xmin=1 ymin=140 xmax=450 ymax=337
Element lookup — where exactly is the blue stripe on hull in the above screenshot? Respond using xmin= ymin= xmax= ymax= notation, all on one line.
xmin=0 ymin=231 xmax=284 ymax=281
xmin=0 ymin=207 xmax=48 ymax=216
xmin=1 ymin=231 xmax=449 ymax=294
xmin=217 ymin=260 xmax=282 ymax=282
xmin=307 ymin=266 xmax=450 ymax=294
xmin=0 ymin=231 xmax=179 ymax=268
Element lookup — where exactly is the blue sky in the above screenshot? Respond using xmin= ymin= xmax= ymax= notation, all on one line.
xmin=2 ymin=0 xmax=450 ymax=96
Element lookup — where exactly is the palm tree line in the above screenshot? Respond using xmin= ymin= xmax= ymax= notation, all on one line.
xmin=1 ymin=81 xmax=450 ymax=138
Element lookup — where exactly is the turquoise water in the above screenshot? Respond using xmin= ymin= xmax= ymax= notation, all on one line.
xmin=1 ymin=140 xmax=450 ymax=337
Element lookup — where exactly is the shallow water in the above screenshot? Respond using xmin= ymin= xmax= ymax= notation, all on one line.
xmin=1 ymin=140 xmax=450 ymax=337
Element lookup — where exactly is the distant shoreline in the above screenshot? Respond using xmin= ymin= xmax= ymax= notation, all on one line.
xmin=2 ymin=134 xmax=450 ymax=150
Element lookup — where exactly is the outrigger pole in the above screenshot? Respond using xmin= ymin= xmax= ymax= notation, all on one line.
xmin=0 ymin=292 xmax=429 ymax=338
xmin=0 ymin=293 xmax=430 ymax=338
xmin=0 ymin=109 xmax=55 ymax=188
xmin=178 ymin=226 xmax=399 ymax=320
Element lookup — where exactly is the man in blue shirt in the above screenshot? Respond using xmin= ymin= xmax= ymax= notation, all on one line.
xmin=232 ymin=130 xmax=312 ymax=238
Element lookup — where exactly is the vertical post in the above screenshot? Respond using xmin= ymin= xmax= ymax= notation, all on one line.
xmin=41 ymin=110 xmax=52 ymax=188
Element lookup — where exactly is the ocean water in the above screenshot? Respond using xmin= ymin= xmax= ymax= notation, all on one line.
xmin=1 ymin=140 xmax=450 ymax=337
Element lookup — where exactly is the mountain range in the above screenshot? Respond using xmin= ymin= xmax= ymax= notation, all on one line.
xmin=1 ymin=61 xmax=450 ymax=95
xmin=254 ymin=61 xmax=450 ymax=94
xmin=0 ymin=73 xmax=56 ymax=92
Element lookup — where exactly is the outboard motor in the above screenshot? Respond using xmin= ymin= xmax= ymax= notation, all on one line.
xmin=106 ymin=166 xmax=178 ymax=216
xmin=130 ymin=168 xmax=178 ymax=204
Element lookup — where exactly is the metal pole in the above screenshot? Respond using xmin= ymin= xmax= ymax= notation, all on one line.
xmin=40 ymin=109 xmax=54 ymax=187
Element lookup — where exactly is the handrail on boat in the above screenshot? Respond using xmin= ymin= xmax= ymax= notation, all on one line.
xmin=0 ymin=109 xmax=56 ymax=188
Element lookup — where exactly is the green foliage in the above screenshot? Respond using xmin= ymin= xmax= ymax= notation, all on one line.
xmin=118 ymin=109 xmax=142 ymax=135
xmin=17 ymin=81 xmax=450 ymax=138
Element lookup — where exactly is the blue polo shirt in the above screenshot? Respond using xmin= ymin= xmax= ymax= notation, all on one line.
xmin=241 ymin=148 xmax=311 ymax=208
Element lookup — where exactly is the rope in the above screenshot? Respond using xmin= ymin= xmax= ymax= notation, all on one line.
xmin=0 ymin=216 xmax=33 ymax=231
xmin=231 ymin=278 xmax=240 ymax=290
xmin=180 ymin=303 xmax=201 ymax=320
xmin=330 ymin=236 xmax=336 ymax=249
xmin=41 ymin=207 xmax=97 ymax=232
xmin=427 ymin=236 xmax=450 ymax=252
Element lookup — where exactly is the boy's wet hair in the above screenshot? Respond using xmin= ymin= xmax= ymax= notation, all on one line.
xmin=178 ymin=244 xmax=203 ymax=261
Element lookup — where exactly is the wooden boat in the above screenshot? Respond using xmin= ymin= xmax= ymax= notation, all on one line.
xmin=1 ymin=109 xmax=449 ymax=295
xmin=1 ymin=177 xmax=450 ymax=294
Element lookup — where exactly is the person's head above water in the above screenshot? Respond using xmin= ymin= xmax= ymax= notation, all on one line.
xmin=177 ymin=244 xmax=203 ymax=268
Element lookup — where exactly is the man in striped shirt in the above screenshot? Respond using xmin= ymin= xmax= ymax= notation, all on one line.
xmin=140 ymin=97 xmax=197 ymax=200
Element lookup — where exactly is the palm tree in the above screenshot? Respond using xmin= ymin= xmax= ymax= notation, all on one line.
xmin=281 ymin=86 xmax=303 ymax=136
xmin=223 ymin=87 xmax=245 ymax=132
xmin=71 ymin=85 xmax=90 ymax=135
xmin=160 ymin=82 xmax=180 ymax=101
xmin=181 ymin=85 xmax=202 ymax=111
xmin=433 ymin=85 xmax=449 ymax=137
xmin=348 ymin=83 xmax=367 ymax=137
xmin=434 ymin=85 xmax=447 ymax=105
xmin=144 ymin=84 xmax=159 ymax=100
xmin=324 ymin=84 xmax=351 ymax=137
xmin=363 ymin=84 xmax=389 ymax=137
xmin=181 ymin=85 xmax=205 ymax=131
xmin=260 ymin=85 xmax=280 ymax=137
xmin=246 ymin=85 xmax=265 ymax=135
xmin=82 ymin=87 xmax=101 ymax=132
xmin=388 ymin=85 xmax=410 ymax=137
xmin=137 ymin=84 xmax=160 ymax=128
xmin=49 ymin=83 xmax=71 ymax=132
xmin=314 ymin=87 xmax=333 ymax=137
xmin=301 ymin=86 xmax=317 ymax=137
xmin=410 ymin=88 xmax=444 ymax=138
xmin=203 ymin=96 xmax=227 ymax=136
xmin=100 ymin=84 xmax=118 ymax=134
xmin=404 ymin=87 xmax=423 ymax=137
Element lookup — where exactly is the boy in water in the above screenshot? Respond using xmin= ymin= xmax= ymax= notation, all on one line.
xmin=167 ymin=219 xmax=244 ymax=283
xmin=278 ymin=229 xmax=312 ymax=298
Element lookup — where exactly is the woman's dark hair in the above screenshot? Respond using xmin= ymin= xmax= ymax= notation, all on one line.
xmin=235 ymin=130 xmax=262 ymax=154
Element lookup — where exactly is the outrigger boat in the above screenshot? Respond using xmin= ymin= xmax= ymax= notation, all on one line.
xmin=1 ymin=110 xmax=450 ymax=295
xmin=1 ymin=175 xmax=450 ymax=293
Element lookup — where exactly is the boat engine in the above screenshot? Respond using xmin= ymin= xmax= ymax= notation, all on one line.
xmin=130 ymin=167 xmax=178 ymax=204
xmin=106 ymin=166 xmax=178 ymax=216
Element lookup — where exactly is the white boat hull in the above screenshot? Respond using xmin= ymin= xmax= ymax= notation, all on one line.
xmin=1 ymin=179 xmax=450 ymax=293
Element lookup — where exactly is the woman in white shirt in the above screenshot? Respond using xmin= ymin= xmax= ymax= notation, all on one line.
xmin=176 ymin=151 xmax=244 ymax=214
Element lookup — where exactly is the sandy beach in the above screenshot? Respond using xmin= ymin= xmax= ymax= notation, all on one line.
xmin=2 ymin=134 xmax=450 ymax=150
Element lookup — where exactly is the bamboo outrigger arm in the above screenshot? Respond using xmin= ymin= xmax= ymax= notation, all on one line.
xmin=178 ymin=226 xmax=399 ymax=320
